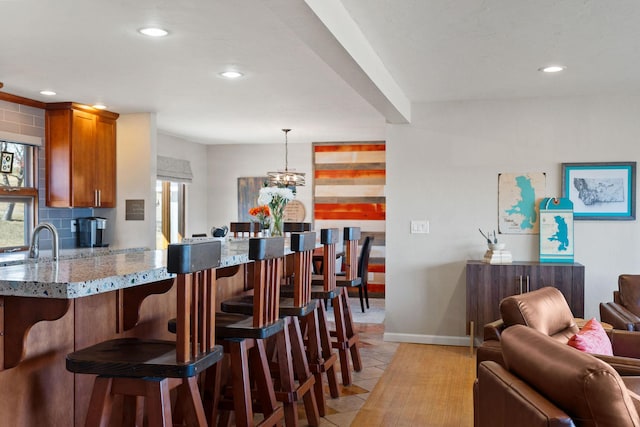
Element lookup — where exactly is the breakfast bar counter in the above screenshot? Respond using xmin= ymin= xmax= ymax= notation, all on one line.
xmin=0 ymin=239 xmax=255 ymax=299
xmin=0 ymin=250 xmax=171 ymax=298
xmin=0 ymin=240 xmax=255 ymax=427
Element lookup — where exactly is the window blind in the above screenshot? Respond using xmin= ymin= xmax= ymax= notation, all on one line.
xmin=0 ymin=130 xmax=42 ymax=146
xmin=157 ymin=156 xmax=193 ymax=183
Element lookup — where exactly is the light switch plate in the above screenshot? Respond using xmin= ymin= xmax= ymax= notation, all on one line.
xmin=70 ymin=219 xmax=76 ymax=233
xmin=410 ymin=220 xmax=429 ymax=234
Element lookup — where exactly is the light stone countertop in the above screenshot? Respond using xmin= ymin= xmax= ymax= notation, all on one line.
xmin=0 ymin=246 xmax=149 ymax=267
xmin=0 ymin=239 xmax=259 ymax=299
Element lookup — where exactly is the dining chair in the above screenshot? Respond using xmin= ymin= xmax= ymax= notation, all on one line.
xmin=230 ymin=221 xmax=260 ymax=238
xmin=337 ymin=235 xmax=374 ymax=312
xmin=220 ymin=232 xmax=322 ymax=424
xmin=66 ymin=240 xmax=224 ymax=426
xmin=283 ymin=222 xmax=312 ymax=234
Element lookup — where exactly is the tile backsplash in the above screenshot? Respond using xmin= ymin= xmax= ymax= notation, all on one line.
xmin=1 ymin=99 xmax=94 ymax=249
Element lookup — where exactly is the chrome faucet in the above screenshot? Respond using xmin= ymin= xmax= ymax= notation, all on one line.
xmin=29 ymin=223 xmax=59 ymax=261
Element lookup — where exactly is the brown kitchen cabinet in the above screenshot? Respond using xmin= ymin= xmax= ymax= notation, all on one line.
xmin=466 ymin=260 xmax=584 ymax=345
xmin=45 ymin=103 xmax=119 ymax=208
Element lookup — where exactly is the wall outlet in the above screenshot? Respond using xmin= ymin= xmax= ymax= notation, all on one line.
xmin=410 ymin=220 xmax=429 ymax=234
xmin=70 ymin=219 xmax=76 ymax=233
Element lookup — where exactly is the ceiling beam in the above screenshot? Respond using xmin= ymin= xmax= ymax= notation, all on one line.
xmin=265 ymin=0 xmax=410 ymax=124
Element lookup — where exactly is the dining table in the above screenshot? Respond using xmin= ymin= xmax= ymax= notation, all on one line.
xmin=312 ymin=246 xmax=344 ymax=274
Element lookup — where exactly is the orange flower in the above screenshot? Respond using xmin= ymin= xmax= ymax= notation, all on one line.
xmin=249 ymin=205 xmax=270 ymax=217
xmin=249 ymin=205 xmax=271 ymax=229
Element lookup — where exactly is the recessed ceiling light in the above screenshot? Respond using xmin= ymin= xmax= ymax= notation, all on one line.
xmin=219 ymin=71 xmax=244 ymax=79
xmin=40 ymin=90 xmax=56 ymax=96
xmin=138 ymin=27 xmax=169 ymax=37
xmin=539 ymin=65 xmax=566 ymax=73
xmin=92 ymin=104 xmax=107 ymax=110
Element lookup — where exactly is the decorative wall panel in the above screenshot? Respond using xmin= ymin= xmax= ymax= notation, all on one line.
xmin=313 ymin=142 xmax=386 ymax=294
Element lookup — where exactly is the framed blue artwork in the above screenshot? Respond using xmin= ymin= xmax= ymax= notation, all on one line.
xmin=562 ymin=162 xmax=636 ymax=220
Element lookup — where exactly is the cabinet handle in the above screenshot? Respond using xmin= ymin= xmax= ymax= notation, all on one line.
xmin=94 ymin=190 xmax=98 ymax=206
xmin=526 ymin=275 xmax=530 ymax=292
xmin=97 ymin=190 xmax=101 ymax=207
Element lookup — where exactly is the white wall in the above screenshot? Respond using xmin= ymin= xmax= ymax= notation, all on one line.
xmin=157 ymin=133 xmax=210 ymax=237
xmin=385 ymin=95 xmax=640 ymax=345
xmin=206 ymin=142 xmax=313 ymax=228
xmin=113 ymin=94 xmax=640 ymax=347
xmin=104 ymin=113 xmax=157 ymax=249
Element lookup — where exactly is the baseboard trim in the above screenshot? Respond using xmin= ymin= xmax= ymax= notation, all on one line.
xmin=383 ymin=332 xmax=470 ymax=347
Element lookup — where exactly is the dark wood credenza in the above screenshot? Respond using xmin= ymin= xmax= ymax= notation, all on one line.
xmin=466 ymin=260 xmax=584 ymax=345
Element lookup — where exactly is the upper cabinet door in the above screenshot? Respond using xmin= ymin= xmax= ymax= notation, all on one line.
xmin=45 ymin=103 xmax=119 ymax=208
xmin=95 ymin=116 xmax=116 ymax=207
xmin=70 ymin=110 xmax=97 ymax=207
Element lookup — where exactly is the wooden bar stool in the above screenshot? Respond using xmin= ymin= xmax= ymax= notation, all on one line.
xmin=283 ymin=228 xmax=342 ymax=399
xmin=282 ymin=223 xmax=311 ymax=284
xmin=303 ymin=229 xmax=342 ymax=405
xmin=220 ymin=232 xmax=321 ymax=425
xmin=230 ymin=221 xmax=260 ymax=238
xmin=311 ymin=227 xmax=363 ymax=387
xmin=214 ymin=237 xmax=287 ymax=427
xmin=66 ymin=240 xmax=224 ymax=426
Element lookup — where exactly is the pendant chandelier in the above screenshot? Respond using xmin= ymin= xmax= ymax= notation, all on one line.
xmin=267 ymin=128 xmax=306 ymax=187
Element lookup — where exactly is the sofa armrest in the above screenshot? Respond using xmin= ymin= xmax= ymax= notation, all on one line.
xmin=600 ymin=302 xmax=640 ymax=331
xmin=483 ymin=319 xmax=505 ymax=341
xmin=595 ymin=353 xmax=640 ymax=376
xmin=476 ymin=340 xmax=504 ymax=374
xmin=623 ymin=380 xmax=640 ymax=418
xmin=476 ymin=362 xmax=573 ymax=427
xmin=621 ymin=376 xmax=640 ymax=395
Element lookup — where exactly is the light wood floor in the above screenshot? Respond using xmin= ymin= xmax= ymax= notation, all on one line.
xmin=352 ymin=343 xmax=476 ymax=426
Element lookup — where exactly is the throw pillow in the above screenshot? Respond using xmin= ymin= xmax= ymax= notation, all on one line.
xmin=567 ymin=318 xmax=613 ymax=356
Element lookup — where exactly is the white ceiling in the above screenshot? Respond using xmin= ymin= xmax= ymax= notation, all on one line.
xmin=2 ymin=0 xmax=639 ymax=145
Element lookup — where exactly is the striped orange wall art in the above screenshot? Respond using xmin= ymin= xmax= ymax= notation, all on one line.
xmin=313 ymin=141 xmax=386 ymax=295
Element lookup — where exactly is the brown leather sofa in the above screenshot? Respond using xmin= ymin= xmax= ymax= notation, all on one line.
xmin=477 ymin=286 xmax=640 ymax=375
xmin=474 ymin=324 xmax=640 ymax=427
xmin=600 ymin=275 xmax=640 ymax=331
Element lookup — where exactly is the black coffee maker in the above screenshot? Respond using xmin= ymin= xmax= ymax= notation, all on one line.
xmin=77 ymin=217 xmax=108 ymax=247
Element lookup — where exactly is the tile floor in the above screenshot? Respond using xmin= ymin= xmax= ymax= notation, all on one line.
xmin=301 ymin=322 xmax=398 ymax=427
xmin=219 ymin=298 xmax=392 ymax=426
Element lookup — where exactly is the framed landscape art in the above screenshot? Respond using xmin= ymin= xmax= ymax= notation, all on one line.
xmin=561 ymin=162 xmax=636 ymax=220
xmin=237 ymin=176 xmax=268 ymax=222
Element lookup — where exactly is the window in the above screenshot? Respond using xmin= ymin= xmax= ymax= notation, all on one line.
xmin=0 ymin=142 xmax=37 ymax=251
xmin=155 ymin=180 xmax=185 ymax=249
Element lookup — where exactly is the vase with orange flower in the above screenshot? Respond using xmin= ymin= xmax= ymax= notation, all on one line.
xmin=249 ymin=205 xmax=271 ymax=236
xmin=257 ymin=186 xmax=295 ymax=237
